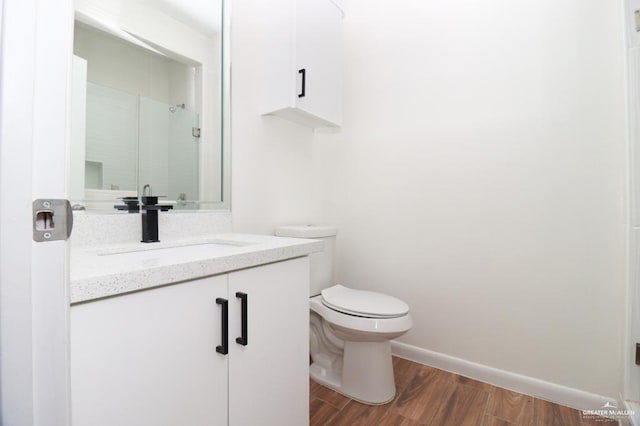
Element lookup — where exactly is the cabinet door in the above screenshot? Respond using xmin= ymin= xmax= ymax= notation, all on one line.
xmin=295 ymin=0 xmax=343 ymax=126
xmin=71 ymin=276 xmax=229 ymax=426
xmin=228 ymin=257 xmax=310 ymax=426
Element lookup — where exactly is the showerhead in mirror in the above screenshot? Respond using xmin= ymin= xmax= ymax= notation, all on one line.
xmin=169 ymin=103 xmax=185 ymax=113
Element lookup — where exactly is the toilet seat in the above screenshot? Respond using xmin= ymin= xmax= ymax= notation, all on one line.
xmin=310 ymin=296 xmax=413 ymax=336
xmin=321 ymin=285 xmax=409 ymax=319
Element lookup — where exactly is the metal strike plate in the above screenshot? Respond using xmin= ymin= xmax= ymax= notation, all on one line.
xmin=32 ymin=199 xmax=73 ymax=242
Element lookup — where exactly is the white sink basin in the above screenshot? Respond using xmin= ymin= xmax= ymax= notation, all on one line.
xmin=98 ymin=241 xmax=250 ymax=263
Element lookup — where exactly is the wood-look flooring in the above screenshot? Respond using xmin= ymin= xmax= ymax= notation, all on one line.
xmin=310 ymin=356 xmax=618 ymax=426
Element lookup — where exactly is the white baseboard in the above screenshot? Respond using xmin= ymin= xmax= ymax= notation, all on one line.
xmin=391 ymin=340 xmax=616 ymax=411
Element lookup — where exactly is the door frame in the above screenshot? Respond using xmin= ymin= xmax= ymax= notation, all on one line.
xmin=0 ymin=0 xmax=74 ymax=424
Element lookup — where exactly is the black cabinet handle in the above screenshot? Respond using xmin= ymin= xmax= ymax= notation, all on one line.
xmin=216 ymin=298 xmax=228 ymax=355
xmin=235 ymin=292 xmax=248 ymax=346
xmin=298 ymin=68 xmax=306 ymax=98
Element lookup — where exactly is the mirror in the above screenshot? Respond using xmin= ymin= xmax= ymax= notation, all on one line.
xmin=70 ymin=0 xmax=230 ymax=211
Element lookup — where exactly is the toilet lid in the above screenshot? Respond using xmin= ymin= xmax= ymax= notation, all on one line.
xmin=321 ymin=285 xmax=409 ymax=318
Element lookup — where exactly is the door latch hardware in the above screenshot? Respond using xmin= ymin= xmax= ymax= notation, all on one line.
xmin=32 ymin=199 xmax=73 ymax=242
xmin=192 ymin=127 xmax=201 ymax=138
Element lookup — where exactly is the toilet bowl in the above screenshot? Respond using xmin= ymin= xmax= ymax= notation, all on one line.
xmin=275 ymin=225 xmax=413 ymax=405
xmin=310 ymin=286 xmax=412 ymax=404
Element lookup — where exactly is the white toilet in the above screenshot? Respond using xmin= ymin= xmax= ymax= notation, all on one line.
xmin=275 ymin=225 xmax=413 ymax=405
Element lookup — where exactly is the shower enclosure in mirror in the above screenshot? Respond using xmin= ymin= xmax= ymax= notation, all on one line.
xmin=70 ymin=0 xmax=229 ymax=211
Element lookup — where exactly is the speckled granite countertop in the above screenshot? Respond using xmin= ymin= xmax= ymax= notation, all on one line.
xmin=70 ymin=233 xmax=323 ymax=304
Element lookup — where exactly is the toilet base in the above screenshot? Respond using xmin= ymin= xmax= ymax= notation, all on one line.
xmin=310 ymin=340 xmax=396 ymax=405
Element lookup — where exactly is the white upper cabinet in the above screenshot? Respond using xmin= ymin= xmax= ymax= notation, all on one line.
xmin=261 ymin=0 xmax=343 ymax=129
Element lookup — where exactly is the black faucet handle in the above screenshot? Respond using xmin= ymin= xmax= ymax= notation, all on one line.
xmin=142 ymin=204 xmax=174 ymax=212
xmin=114 ymin=196 xmax=140 ymax=213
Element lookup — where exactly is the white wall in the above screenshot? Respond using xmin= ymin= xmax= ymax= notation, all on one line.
xmin=230 ymin=0 xmax=326 ymax=233
xmin=74 ymin=25 xmax=172 ymax=104
xmin=310 ymin=0 xmax=628 ymax=399
xmin=231 ymin=0 xmax=627 ymax=399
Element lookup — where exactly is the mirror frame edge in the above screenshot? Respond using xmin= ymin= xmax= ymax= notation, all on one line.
xmin=220 ymin=0 xmax=231 ymax=212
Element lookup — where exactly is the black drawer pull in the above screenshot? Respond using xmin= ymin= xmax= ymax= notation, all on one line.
xmin=216 ymin=298 xmax=228 ymax=355
xmin=236 ymin=292 xmax=248 ymax=346
xmin=298 ymin=68 xmax=306 ymax=98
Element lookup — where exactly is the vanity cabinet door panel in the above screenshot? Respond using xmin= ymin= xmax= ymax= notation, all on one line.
xmin=70 ymin=275 xmax=229 ymax=426
xmin=228 ymin=257 xmax=310 ymax=426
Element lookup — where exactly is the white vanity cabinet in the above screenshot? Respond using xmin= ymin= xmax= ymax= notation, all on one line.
xmin=70 ymin=257 xmax=310 ymax=426
xmin=261 ymin=0 xmax=343 ymax=129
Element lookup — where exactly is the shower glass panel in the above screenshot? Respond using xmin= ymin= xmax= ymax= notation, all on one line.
xmin=139 ymin=97 xmax=199 ymax=209
xmin=138 ymin=97 xmax=170 ymax=198
xmin=168 ymin=106 xmax=199 ymax=210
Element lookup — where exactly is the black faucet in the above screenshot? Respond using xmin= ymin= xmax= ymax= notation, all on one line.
xmin=140 ymin=196 xmax=173 ymax=243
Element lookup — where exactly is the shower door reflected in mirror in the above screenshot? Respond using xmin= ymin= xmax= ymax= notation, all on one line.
xmin=71 ymin=0 xmax=226 ymax=211
xmin=139 ymin=97 xmax=200 ymax=210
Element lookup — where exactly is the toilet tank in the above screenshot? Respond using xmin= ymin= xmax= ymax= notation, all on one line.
xmin=275 ymin=225 xmax=337 ymax=296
